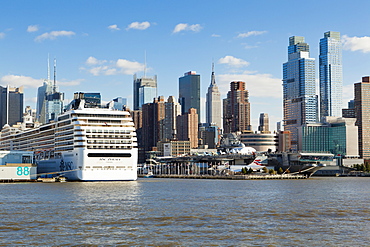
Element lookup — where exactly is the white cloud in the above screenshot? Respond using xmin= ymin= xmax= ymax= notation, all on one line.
xmin=126 ymin=21 xmax=150 ymax=30
xmin=342 ymin=35 xmax=370 ymax=53
xmin=218 ymin=55 xmax=250 ymax=67
xmin=0 ymin=75 xmax=41 ymax=88
xmin=82 ymin=57 xmax=145 ymax=76
xmin=108 ymin=24 xmax=120 ymax=31
xmin=27 ymin=25 xmax=39 ymax=32
xmin=211 ymin=34 xmax=221 ymax=37
xmin=35 ymin=30 xmax=75 ymax=42
xmin=116 ymin=59 xmax=145 ymax=74
xmin=0 ymin=75 xmax=83 ymax=88
xmin=0 ymin=32 xmax=5 ymax=39
xmin=237 ymin=31 xmax=267 ymax=38
xmin=173 ymin=23 xmax=202 ymax=33
xmin=217 ymin=72 xmax=282 ymax=98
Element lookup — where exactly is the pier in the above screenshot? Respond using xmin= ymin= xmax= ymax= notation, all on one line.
xmin=139 ymin=174 xmax=307 ymax=180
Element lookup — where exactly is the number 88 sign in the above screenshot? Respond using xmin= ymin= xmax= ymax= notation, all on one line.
xmin=17 ymin=167 xmax=30 ymax=176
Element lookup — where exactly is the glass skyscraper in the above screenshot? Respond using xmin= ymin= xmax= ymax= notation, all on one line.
xmin=283 ymin=36 xmax=318 ymax=151
xmin=179 ymin=71 xmax=200 ymax=121
xmin=319 ymin=31 xmax=343 ymax=119
xmin=133 ymin=74 xmax=157 ymax=110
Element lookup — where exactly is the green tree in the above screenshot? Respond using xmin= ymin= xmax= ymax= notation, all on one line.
xmin=262 ymin=167 xmax=268 ymax=173
xmin=278 ymin=167 xmax=284 ymax=174
xmin=268 ymin=169 xmax=275 ymax=175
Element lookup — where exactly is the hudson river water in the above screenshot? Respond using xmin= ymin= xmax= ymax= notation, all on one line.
xmin=1 ymin=177 xmax=369 ymax=246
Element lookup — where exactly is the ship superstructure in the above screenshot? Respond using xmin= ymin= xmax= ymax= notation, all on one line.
xmin=0 ymin=93 xmax=138 ymax=181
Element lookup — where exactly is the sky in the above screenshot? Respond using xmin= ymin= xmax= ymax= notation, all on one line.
xmin=1 ymin=0 xmax=370 ymax=131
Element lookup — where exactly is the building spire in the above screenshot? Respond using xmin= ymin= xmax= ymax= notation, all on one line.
xmin=210 ymin=62 xmax=216 ymax=86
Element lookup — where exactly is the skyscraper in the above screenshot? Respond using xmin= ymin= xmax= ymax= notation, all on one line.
xmin=206 ymin=64 xmax=222 ymax=129
xmin=0 ymin=86 xmax=23 ymax=128
xmin=283 ymin=36 xmax=318 ymax=151
xmin=36 ymin=59 xmax=64 ymax=124
xmin=177 ymin=108 xmax=199 ymax=148
xmin=179 ymin=71 xmax=200 ymax=121
xmin=223 ymin=81 xmax=251 ymax=134
xmin=133 ymin=74 xmax=157 ymax=110
xmin=164 ymin=96 xmax=181 ymax=141
xmin=354 ymin=76 xmax=370 ymax=159
xmin=319 ymin=31 xmax=343 ymax=119
xmin=258 ymin=113 xmax=270 ymax=134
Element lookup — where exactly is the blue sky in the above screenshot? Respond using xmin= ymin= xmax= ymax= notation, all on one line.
xmin=1 ymin=0 xmax=370 ymax=131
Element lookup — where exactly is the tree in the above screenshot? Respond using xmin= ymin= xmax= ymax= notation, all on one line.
xmin=262 ymin=167 xmax=268 ymax=173
xmin=278 ymin=167 xmax=284 ymax=174
xmin=268 ymin=169 xmax=275 ymax=175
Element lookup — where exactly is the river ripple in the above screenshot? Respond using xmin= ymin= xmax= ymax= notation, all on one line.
xmin=0 ymin=177 xmax=369 ymax=246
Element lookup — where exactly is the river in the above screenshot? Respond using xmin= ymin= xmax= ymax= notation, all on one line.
xmin=0 ymin=177 xmax=369 ymax=246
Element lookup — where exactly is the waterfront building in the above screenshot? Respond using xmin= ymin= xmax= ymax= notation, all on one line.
xmin=223 ymin=81 xmax=251 ymax=134
xmin=258 ymin=113 xmax=270 ymax=134
xmin=164 ymin=96 xmax=181 ymax=141
xmin=206 ymin=64 xmax=222 ymax=129
xmin=179 ymin=71 xmax=200 ymax=121
xmin=141 ymin=96 xmax=166 ymax=152
xmin=239 ymin=132 xmax=278 ymax=152
xmin=278 ymin=131 xmax=291 ymax=152
xmin=283 ymin=36 xmax=318 ymax=151
xmin=0 ymin=86 xmax=23 ymax=128
xmin=133 ymin=74 xmax=157 ymax=110
xmin=354 ymin=76 xmax=370 ymax=159
xmin=297 ymin=117 xmax=358 ymax=157
xmin=319 ymin=31 xmax=343 ymax=119
xmin=199 ymin=123 xmax=219 ymax=149
xmin=176 ymin=108 xmax=199 ymax=149
xmin=157 ymin=140 xmax=191 ymax=157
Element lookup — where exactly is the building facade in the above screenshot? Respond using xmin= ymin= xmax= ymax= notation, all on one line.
xmin=283 ymin=36 xmax=318 ymax=151
xmin=319 ymin=31 xmax=343 ymax=119
xmin=297 ymin=117 xmax=358 ymax=157
xmin=133 ymin=74 xmax=157 ymax=110
xmin=206 ymin=64 xmax=222 ymax=129
xmin=0 ymin=86 xmax=24 ymax=128
xmin=179 ymin=71 xmax=200 ymax=121
xmin=258 ymin=113 xmax=270 ymax=134
xmin=240 ymin=132 xmax=278 ymax=152
xmin=223 ymin=81 xmax=251 ymax=134
xmin=164 ymin=96 xmax=181 ymax=141
xmin=176 ymin=108 xmax=199 ymax=149
xmin=354 ymin=76 xmax=370 ymax=159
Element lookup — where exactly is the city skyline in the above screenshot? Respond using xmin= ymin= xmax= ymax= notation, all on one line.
xmin=1 ymin=1 xmax=370 ymax=130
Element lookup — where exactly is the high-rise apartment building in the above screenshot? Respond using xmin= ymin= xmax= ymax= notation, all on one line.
xmin=283 ymin=36 xmax=318 ymax=151
xmin=206 ymin=64 xmax=222 ymax=129
xmin=319 ymin=31 xmax=343 ymax=119
xmin=354 ymin=76 xmax=370 ymax=159
xmin=258 ymin=113 xmax=270 ymax=134
xmin=176 ymin=108 xmax=199 ymax=148
xmin=164 ymin=96 xmax=181 ymax=141
xmin=223 ymin=81 xmax=251 ymax=134
xmin=0 ymin=86 xmax=23 ymax=128
xmin=141 ymin=96 xmax=166 ymax=151
xmin=179 ymin=71 xmax=200 ymax=121
xmin=133 ymin=74 xmax=157 ymax=110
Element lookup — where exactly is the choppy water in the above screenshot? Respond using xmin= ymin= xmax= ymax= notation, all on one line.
xmin=0 ymin=177 xmax=369 ymax=246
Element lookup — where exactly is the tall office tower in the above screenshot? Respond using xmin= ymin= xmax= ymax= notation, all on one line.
xmin=206 ymin=64 xmax=222 ymax=129
xmin=179 ymin=71 xmax=200 ymax=121
xmin=283 ymin=36 xmax=318 ymax=151
xmin=319 ymin=31 xmax=343 ymax=119
xmin=133 ymin=74 xmax=157 ymax=110
xmin=36 ymin=59 xmax=64 ymax=124
xmin=164 ymin=96 xmax=181 ymax=141
xmin=141 ymin=96 xmax=166 ymax=151
xmin=176 ymin=108 xmax=199 ymax=148
xmin=258 ymin=113 xmax=270 ymax=134
xmin=354 ymin=76 xmax=370 ymax=159
xmin=223 ymin=81 xmax=251 ymax=134
xmin=0 ymin=86 xmax=23 ymax=128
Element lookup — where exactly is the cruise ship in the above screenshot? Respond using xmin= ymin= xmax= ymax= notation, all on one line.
xmin=0 ymin=93 xmax=138 ymax=181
